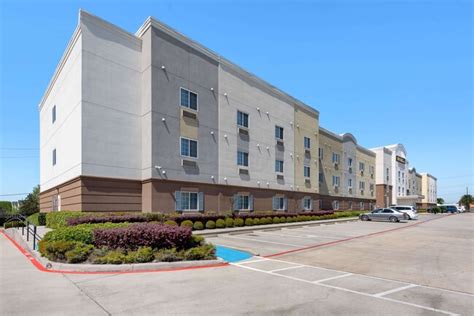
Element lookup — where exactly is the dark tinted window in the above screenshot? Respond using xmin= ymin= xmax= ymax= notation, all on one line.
xmin=382 ymin=209 xmax=393 ymax=213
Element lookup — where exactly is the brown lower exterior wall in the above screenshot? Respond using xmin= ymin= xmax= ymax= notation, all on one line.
xmin=419 ymin=203 xmax=436 ymax=209
xmin=40 ymin=176 xmax=375 ymax=213
xmin=375 ymin=184 xmax=393 ymax=208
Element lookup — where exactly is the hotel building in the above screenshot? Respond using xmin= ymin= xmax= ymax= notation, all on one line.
xmin=40 ymin=11 xmax=377 ymax=213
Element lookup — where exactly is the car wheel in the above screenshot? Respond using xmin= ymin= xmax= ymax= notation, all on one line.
xmin=404 ymin=213 xmax=410 ymax=220
xmin=361 ymin=215 xmax=369 ymax=221
xmin=389 ymin=216 xmax=399 ymax=223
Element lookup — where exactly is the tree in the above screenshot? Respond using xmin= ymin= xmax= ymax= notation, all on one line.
xmin=436 ymin=198 xmax=445 ymax=205
xmin=459 ymin=194 xmax=473 ymax=211
xmin=19 ymin=185 xmax=40 ymax=216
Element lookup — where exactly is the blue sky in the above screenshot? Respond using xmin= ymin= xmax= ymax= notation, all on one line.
xmin=0 ymin=0 xmax=472 ymax=203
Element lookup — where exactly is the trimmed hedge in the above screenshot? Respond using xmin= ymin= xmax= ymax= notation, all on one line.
xmin=27 ymin=213 xmax=46 ymax=226
xmin=42 ymin=223 xmax=130 ymax=244
xmin=93 ymin=223 xmax=192 ymax=250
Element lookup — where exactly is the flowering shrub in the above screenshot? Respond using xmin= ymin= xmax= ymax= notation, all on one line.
xmin=93 ymin=223 xmax=192 ymax=250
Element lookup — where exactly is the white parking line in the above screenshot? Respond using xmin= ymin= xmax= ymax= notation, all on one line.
xmin=222 ymin=235 xmax=306 ymax=247
xmin=231 ymin=262 xmax=459 ymax=316
xmin=260 ymin=231 xmax=343 ymax=240
xmin=374 ymin=284 xmax=418 ymax=297
xmin=268 ymin=265 xmax=304 ymax=273
xmin=314 ymin=273 xmax=353 ymax=284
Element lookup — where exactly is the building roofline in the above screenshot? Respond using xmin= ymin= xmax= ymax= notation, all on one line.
xmin=136 ymin=16 xmax=319 ymax=117
xmin=320 ymin=127 xmax=375 ymax=157
xmin=420 ymin=172 xmax=437 ymax=180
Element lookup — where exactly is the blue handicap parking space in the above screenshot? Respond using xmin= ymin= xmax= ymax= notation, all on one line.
xmin=216 ymin=245 xmax=253 ymax=263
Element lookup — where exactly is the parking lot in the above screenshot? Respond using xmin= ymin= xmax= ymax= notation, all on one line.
xmin=1 ymin=213 xmax=473 ymax=315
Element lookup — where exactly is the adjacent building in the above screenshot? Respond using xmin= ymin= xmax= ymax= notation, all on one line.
xmin=421 ymin=173 xmax=437 ymax=208
xmin=39 ymin=11 xmax=377 ymax=213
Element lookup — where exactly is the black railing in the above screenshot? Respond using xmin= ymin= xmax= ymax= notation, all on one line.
xmin=3 ymin=214 xmax=42 ymax=250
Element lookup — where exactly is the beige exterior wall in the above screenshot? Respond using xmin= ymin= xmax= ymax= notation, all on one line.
xmin=421 ymin=173 xmax=437 ymax=204
xmin=319 ymin=129 xmax=343 ymax=197
xmin=294 ymin=107 xmax=319 ymax=193
xmin=416 ymin=173 xmax=422 ymax=196
xmin=355 ymin=148 xmax=376 ymax=200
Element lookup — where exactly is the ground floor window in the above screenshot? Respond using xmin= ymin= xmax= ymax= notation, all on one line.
xmin=332 ymin=200 xmax=339 ymax=210
xmin=273 ymin=195 xmax=287 ymax=211
xmin=360 ymin=202 xmax=365 ymax=210
xmin=303 ymin=197 xmax=312 ymax=211
xmin=175 ymin=191 xmax=203 ymax=211
xmin=234 ymin=194 xmax=253 ymax=211
xmin=348 ymin=201 xmax=352 ymax=210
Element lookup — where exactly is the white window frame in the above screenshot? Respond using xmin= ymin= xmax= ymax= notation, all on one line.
xmin=52 ymin=148 xmax=56 ymax=166
xmin=180 ymin=137 xmax=198 ymax=159
xmin=180 ymin=87 xmax=198 ymax=111
xmin=181 ymin=191 xmax=200 ymax=211
xmin=52 ymin=105 xmax=56 ymax=124
xmin=237 ymin=150 xmax=249 ymax=167
xmin=237 ymin=195 xmax=250 ymax=210
xmin=275 ymin=125 xmax=284 ymax=140
xmin=332 ymin=200 xmax=340 ymax=210
xmin=359 ymin=162 xmax=365 ymax=171
xmin=304 ymin=136 xmax=311 ymax=150
xmin=303 ymin=197 xmax=312 ymax=211
xmin=304 ymin=165 xmax=310 ymax=178
xmin=332 ymin=152 xmax=340 ymax=164
xmin=332 ymin=175 xmax=340 ymax=186
xmin=274 ymin=196 xmax=286 ymax=211
xmin=275 ymin=159 xmax=284 ymax=173
xmin=237 ymin=110 xmax=249 ymax=128
xmin=360 ymin=202 xmax=364 ymax=210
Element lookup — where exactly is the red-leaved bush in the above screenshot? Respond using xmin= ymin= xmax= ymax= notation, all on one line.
xmin=93 ymin=223 xmax=192 ymax=250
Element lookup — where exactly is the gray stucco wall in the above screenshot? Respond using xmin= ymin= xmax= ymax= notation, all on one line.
xmin=149 ymin=27 xmax=219 ymax=183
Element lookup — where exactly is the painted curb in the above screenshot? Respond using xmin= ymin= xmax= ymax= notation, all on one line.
xmin=1 ymin=229 xmax=228 ymax=274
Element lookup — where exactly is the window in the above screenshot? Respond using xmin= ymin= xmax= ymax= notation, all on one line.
xmin=319 ymin=172 xmax=323 ymax=183
xmin=273 ymin=196 xmax=286 ymax=211
xmin=237 ymin=151 xmax=249 ymax=167
xmin=180 ymin=137 xmax=198 ymax=158
xmin=386 ymin=168 xmax=390 ymax=181
xmin=275 ymin=126 xmax=284 ymax=140
xmin=180 ymin=88 xmax=198 ymax=110
xmin=175 ymin=191 xmax=203 ymax=211
xmin=370 ymin=184 xmax=374 ymax=191
xmin=275 ymin=159 xmax=284 ymax=173
xmin=304 ymin=137 xmax=311 ymax=149
xmin=237 ymin=195 xmax=250 ymax=210
xmin=360 ymin=202 xmax=365 ymax=210
xmin=348 ymin=201 xmax=353 ymax=210
xmin=332 ymin=152 xmax=340 ymax=164
xmin=359 ymin=162 xmax=365 ymax=171
xmin=52 ymin=105 xmax=56 ymax=124
xmin=303 ymin=197 xmax=312 ymax=211
xmin=332 ymin=200 xmax=339 ymax=210
xmin=237 ymin=111 xmax=249 ymax=128
xmin=318 ymin=148 xmax=324 ymax=159
xmin=348 ymin=158 xmax=353 ymax=167
xmin=332 ymin=175 xmax=340 ymax=186
xmin=304 ymin=166 xmax=310 ymax=178
xmin=52 ymin=149 xmax=56 ymax=166
xmin=348 ymin=179 xmax=352 ymax=187
xmin=359 ymin=181 xmax=365 ymax=190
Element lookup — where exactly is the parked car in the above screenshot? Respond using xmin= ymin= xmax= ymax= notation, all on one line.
xmin=390 ymin=205 xmax=418 ymax=220
xmin=444 ymin=205 xmax=458 ymax=213
xmin=360 ymin=208 xmax=407 ymax=223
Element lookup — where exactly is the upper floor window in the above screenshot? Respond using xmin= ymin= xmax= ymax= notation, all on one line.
xmin=180 ymin=137 xmax=198 ymax=158
xmin=52 ymin=149 xmax=56 ymax=166
xmin=386 ymin=168 xmax=390 ymax=181
xmin=332 ymin=152 xmax=340 ymax=164
xmin=359 ymin=162 xmax=365 ymax=171
xmin=180 ymin=88 xmax=198 ymax=111
xmin=359 ymin=181 xmax=365 ymax=190
xmin=319 ymin=148 xmax=324 ymax=159
xmin=304 ymin=166 xmax=310 ymax=178
xmin=348 ymin=178 xmax=353 ymax=187
xmin=237 ymin=111 xmax=249 ymax=128
xmin=275 ymin=126 xmax=284 ymax=140
xmin=52 ymin=105 xmax=56 ymax=124
xmin=304 ymin=137 xmax=311 ymax=149
xmin=237 ymin=151 xmax=249 ymax=167
xmin=332 ymin=175 xmax=340 ymax=186
xmin=275 ymin=159 xmax=284 ymax=173
xmin=348 ymin=158 xmax=353 ymax=167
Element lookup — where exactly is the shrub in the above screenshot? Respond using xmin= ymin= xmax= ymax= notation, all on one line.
xmin=154 ymin=248 xmax=185 ymax=262
xmin=27 ymin=213 xmax=46 ymax=226
xmin=93 ymin=223 xmax=192 ymax=250
xmin=180 ymin=220 xmax=194 ymax=228
xmin=65 ymin=243 xmax=94 ymax=263
xmin=279 ymin=216 xmax=287 ymax=223
xmin=93 ymin=250 xmax=127 ymax=264
xmin=193 ymin=221 xmax=204 ymax=230
xmin=216 ymin=219 xmax=225 ymax=228
xmin=184 ymin=244 xmax=216 ymax=260
xmin=234 ymin=218 xmax=244 ymax=227
xmin=4 ymin=220 xmax=24 ymax=228
xmin=67 ymin=213 xmax=147 ymax=226
xmin=253 ymin=218 xmax=260 ymax=225
xmin=42 ymin=223 xmax=129 ymax=244
xmin=39 ymin=240 xmax=79 ymax=262
xmin=46 ymin=211 xmax=86 ymax=229
xmin=164 ymin=220 xmax=178 ymax=226
xmin=206 ymin=220 xmax=216 ymax=229
xmin=188 ymin=235 xmax=205 ymax=248
xmin=244 ymin=218 xmax=254 ymax=226
xmin=225 ymin=218 xmax=234 ymax=228
xmin=127 ymin=247 xmax=154 ymax=263
xmin=272 ymin=217 xmax=280 ymax=224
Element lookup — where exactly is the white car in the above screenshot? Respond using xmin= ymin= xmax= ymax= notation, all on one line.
xmin=391 ymin=205 xmax=418 ymax=220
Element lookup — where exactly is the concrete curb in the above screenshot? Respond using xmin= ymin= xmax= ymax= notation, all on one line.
xmin=3 ymin=228 xmax=226 ymax=273
xmin=193 ymin=217 xmax=359 ymax=236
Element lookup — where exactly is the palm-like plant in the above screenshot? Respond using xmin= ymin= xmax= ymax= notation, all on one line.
xmin=459 ymin=194 xmax=473 ymax=211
